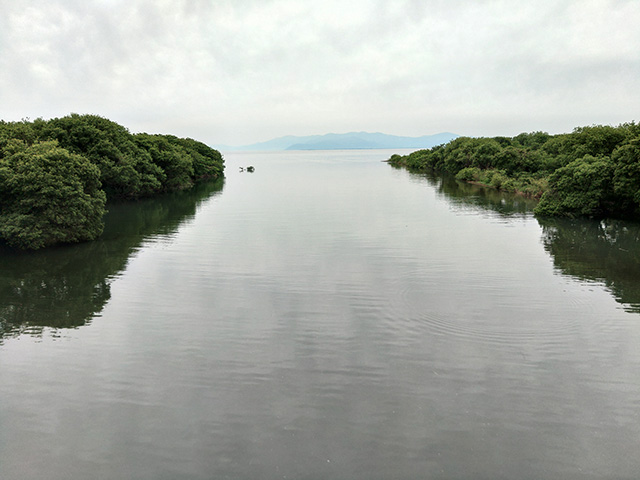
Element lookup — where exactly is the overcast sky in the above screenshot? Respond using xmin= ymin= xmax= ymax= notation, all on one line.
xmin=1 ymin=0 xmax=638 ymax=146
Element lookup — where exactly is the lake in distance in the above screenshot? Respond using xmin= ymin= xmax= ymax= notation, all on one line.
xmin=1 ymin=149 xmax=640 ymax=480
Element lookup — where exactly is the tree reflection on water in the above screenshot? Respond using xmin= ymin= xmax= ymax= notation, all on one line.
xmin=539 ymin=217 xmax=640 ymax=313
xmin=409 ymin=169 xmax=640 ymax=314
xmin=0 ymin=179 xmax=224 ymax=342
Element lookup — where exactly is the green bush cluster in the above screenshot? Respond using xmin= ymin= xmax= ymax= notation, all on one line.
xmin=388 ymin=122 xmax=640 ymax=219
xmin=0 ymin=114 xmax=224 ymax=249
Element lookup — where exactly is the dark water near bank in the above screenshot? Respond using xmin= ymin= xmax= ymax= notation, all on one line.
xmin=1 ymin=150 xmax=640 ymax=479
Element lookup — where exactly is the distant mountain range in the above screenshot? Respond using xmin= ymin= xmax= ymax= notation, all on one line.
xmin=216 ymin=131 xmax=459 ymax=151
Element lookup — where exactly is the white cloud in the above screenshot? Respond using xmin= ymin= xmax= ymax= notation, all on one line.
xmin=1 ymin=0 xmax=638 ymax=145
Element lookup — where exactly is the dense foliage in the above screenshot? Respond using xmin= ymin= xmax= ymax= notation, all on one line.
xmin=0 ymin=114 xmax=224 ymax=249
xmin=0 ymin=140 xmax=106 ymax=249
xmin=388 ymin=122 xmax=640 ymax=219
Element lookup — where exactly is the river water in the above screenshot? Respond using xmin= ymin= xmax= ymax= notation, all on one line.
xmin=1 ymin=150 xmax=639 ymax=479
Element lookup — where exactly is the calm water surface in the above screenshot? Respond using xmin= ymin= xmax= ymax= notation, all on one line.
xmin=1 ymin=150 xmax=640 ymax=479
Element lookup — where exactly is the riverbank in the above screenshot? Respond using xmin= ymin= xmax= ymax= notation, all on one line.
xmin=387 ymin=122 xmax=640 ymax=219
xmin=0 ymin=114 xmax=224 ymax=249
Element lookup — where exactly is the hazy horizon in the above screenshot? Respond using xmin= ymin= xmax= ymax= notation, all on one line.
xmin=1 ymin=0 xmax=638 ymax=146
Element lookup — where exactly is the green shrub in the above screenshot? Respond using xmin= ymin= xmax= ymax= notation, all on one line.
xmin=612 ymin=139 xmax=640 ymax=214
xmin=455 ymin=167 xmax=479 ymax=182
xmin=0 ymin=141 xmax=106 ymax=249
xmin=489 ymin=171 xmax=508 ymax=189
xmin=534 ymin=155 xmax=614 ymax=217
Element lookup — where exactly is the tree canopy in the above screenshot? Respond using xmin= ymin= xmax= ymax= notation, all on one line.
xmin=388 ymin=122 xmax=640 ymax=219
xmin=0 ymin=114 xmax=224 ymax=249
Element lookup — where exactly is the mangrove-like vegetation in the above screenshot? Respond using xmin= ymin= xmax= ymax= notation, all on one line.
xmin=0 ymin=114 xmax=224 ymax=250
xmin=388 ymin=122 xmax=640 ymax=219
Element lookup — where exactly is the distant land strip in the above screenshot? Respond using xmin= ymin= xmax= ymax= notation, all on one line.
xmin=217 ymin=132 xmax=459 ymax=151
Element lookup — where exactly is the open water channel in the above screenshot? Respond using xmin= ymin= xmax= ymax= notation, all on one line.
xmin=1 ymin=150 xmax=639 ymax=479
